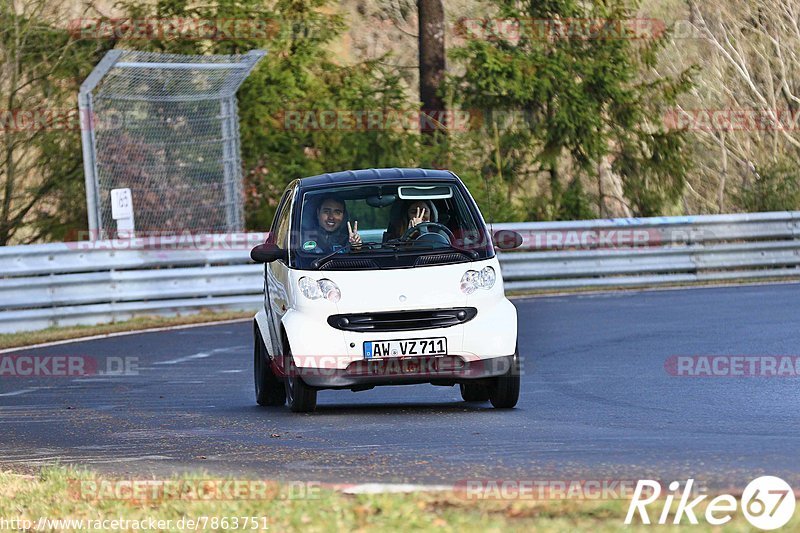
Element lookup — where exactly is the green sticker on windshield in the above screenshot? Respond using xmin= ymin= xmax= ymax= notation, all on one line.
xmin=303 ymin=240 xmax=317 ymax=251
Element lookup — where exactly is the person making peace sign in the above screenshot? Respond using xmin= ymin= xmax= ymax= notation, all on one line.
xmin=308 ymin=195 xmax=362 ymax=253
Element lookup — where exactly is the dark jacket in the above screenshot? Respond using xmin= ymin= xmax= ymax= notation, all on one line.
xmin=303 ymin=225 xmax=349 ymax=253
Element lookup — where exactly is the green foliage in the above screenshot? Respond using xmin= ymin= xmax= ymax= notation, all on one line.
xmin=114 ymin=0 xmax=433 ymax=229
xmin=734 ymin=161 xmax=800 ymax=212
xmin=0 ymin=1 xmax=109 ymax=244
xmin=448 ymin=0 xmax=696 ymax=220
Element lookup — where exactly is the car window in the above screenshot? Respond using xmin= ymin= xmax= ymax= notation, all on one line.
xmin=272 ymin=187 xmax=295 ymax=251
xmin=293 ymin=182 xmax=493 ymax=270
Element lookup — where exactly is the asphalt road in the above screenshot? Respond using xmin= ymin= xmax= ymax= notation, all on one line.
xmin=2 ymin=283 xmax=799 ymax=489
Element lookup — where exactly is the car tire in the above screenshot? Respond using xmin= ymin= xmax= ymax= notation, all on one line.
xmin=459 ymin=382 xmax=490 ymax=402
xmin=488 ymin=348 xmax=520 ymax=409
xmin=254 ymin=321 xmax=286 ymax=406
xmin=284 ymin=344 xmax=317 ymax=413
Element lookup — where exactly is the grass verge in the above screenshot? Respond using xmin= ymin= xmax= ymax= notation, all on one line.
xmin=506 ymin=276 xmax=800 ymax=298
xmin=0 ymin=467 xmax=792 ymax=532
xmin=0 ymin=311 xmax=252 ymax=351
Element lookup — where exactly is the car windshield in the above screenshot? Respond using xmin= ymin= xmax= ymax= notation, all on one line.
xmin=292 ymin=181 xmax=493 ymax=270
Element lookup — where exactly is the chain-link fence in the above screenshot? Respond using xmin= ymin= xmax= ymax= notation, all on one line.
xmin=79 ymin=49 xmax=265 ymax=238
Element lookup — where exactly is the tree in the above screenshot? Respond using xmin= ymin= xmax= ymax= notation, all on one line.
xmin=655 ymin=0 xmax=800 ymax=213
xmin=114 ymin=0 xmax=432 ymax=229
xmin=450 ymin=0 xmax=695 ymax=220
xmin=0 ymin=0 xmax=106 ymax=244
xmin=418 ymin=0 xmax=446 ymax=135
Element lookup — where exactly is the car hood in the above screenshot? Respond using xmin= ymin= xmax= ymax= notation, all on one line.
xmin=289 ymin=258 xmax=501 ymax=314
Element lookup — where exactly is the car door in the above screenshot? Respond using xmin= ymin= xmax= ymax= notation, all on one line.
xmin=265 ymin=186 xmax=296 ymax=359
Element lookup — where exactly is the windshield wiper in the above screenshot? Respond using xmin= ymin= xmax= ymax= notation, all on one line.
xmin=370 ymin=238 xmax=479 ymax=258
xmin=407 ymin=241 xmax=479 ymax=259
xmin=311 ymin=244 xmax=352 ymax=269
xmin=448 ymin=243 xmax=480 ymax=259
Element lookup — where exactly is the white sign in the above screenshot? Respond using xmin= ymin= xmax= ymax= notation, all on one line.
xmin=110 ymin=188 xmax=134 ymax=220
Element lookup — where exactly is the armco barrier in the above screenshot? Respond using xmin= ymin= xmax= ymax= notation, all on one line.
xmin=0 ymin=234 xmax=268 ymax=334
xmin=1 ymin=211 xmax=799 ymax=333
xmin=493 ymin=211 xmax=800 ymax=291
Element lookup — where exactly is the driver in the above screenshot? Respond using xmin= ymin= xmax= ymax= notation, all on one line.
xmin=384 ymin=200 xmax=437 ymax=241
xmin=304 ymin=195 xmax=362 ymax=253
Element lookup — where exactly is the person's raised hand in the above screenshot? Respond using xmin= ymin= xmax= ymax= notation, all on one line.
xmin=408 ymin=207 xmax=427 ymax=228
xmin=348 ymin=220 xmax=362 ymax=248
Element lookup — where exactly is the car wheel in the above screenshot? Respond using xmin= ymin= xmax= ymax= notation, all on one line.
xmin=254 ymin=321 xmax=286 ymax=406
xmin=283 ymin=344 xmax=317 ymax=413
xmin=488 ymin=348 xmax=520 ymax=409
xmin=459 ymin=382 xmax=490 ymax=402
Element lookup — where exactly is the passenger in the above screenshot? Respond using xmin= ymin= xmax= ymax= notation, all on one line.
xmin=305 ymin=195 xmax=361 ymax=252
xmin=385 ymin=200 xmax=436 ymax=241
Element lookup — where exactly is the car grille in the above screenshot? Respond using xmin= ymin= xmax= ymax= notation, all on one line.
xmin=414 ymin=253 xmax=471 ymax=266
xmin=319 ymin=258 xmax=380 ymax=270
xmin=327 ymin=307 xmax=477 ymax=332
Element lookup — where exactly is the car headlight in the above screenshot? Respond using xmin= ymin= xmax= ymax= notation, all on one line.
xmin=318 ymin=279 xmax=341 ymax=302
xmin=298 ymin=277 xmax=341 ymax=303
xmin=460 ymin=266 xmax=496 ymax=294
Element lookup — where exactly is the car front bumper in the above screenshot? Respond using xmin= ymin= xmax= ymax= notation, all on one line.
xmin=282 ymin=295 xmax=517 ymax=365
xmin=296 ymin=353 xmax=515 ymax=389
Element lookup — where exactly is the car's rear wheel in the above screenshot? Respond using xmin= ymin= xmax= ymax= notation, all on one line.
xmin=284 ymin=344 xmax=317 ymax=413
xmin=488 ymin=348 xmax=520 ymax=409
xmin=459 ymin=382 xmax=490 ymax=402
xmin=254 ymin=321 xmax=286 ymax=406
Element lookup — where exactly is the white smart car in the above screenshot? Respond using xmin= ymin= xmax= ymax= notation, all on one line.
xmin=250 ymin=168 xmax=520 ymax=412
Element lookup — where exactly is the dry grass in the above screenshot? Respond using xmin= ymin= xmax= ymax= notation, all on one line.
xmin=0 ymin=310 xmax=252 ymax=350
xmin=1 ymin=467 xmax=783 ymax=532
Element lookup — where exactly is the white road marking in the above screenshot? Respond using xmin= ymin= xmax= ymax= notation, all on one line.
xmin=0 ymin=388 xmax=37 ymax=397
xmin=219 ymin=369 xmax=243 ymax=374
xmin=0 ymin=318 xmax=252 ymax=354
xmin=153 ymin=345 xmax=248 ymax=366
xmin=154 ymin=352 xmax=212 ymax=365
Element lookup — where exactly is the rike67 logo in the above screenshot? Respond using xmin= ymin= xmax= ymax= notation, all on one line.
xmin=625 ymin=476 xmax=796 ymax=530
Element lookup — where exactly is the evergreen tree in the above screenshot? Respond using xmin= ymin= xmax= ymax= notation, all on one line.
xmin=450 ymin=0 xmax=696 ymax=219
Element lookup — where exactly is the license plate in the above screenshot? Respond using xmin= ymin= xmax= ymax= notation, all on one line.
xmin=363 ymin=337 xmax=447 ymax=359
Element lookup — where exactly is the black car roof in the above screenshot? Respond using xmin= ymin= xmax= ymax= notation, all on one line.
xmin=298 ymin=168 xmax=456 ymax=188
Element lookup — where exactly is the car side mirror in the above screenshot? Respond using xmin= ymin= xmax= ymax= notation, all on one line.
xmin=250 ymin=243 xmax=287 ymax=263
xmin=493 ymin=230 xmax=523 ymax=250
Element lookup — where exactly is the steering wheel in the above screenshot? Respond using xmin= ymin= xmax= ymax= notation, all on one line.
xmin=399 ymin=222 xmax=455 ymax=242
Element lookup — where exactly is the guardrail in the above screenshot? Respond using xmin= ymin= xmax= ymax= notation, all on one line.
xmin=1 ymin=211 xmax=799 ymax=333
xmin=0 ymin=234 xmax=268 ymax=334
xmin=492 ymin=211 xmax=800 ymax=291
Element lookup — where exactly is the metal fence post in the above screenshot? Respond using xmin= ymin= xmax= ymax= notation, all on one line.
xmin=79 ymin=49 xmax=123 ymax=240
